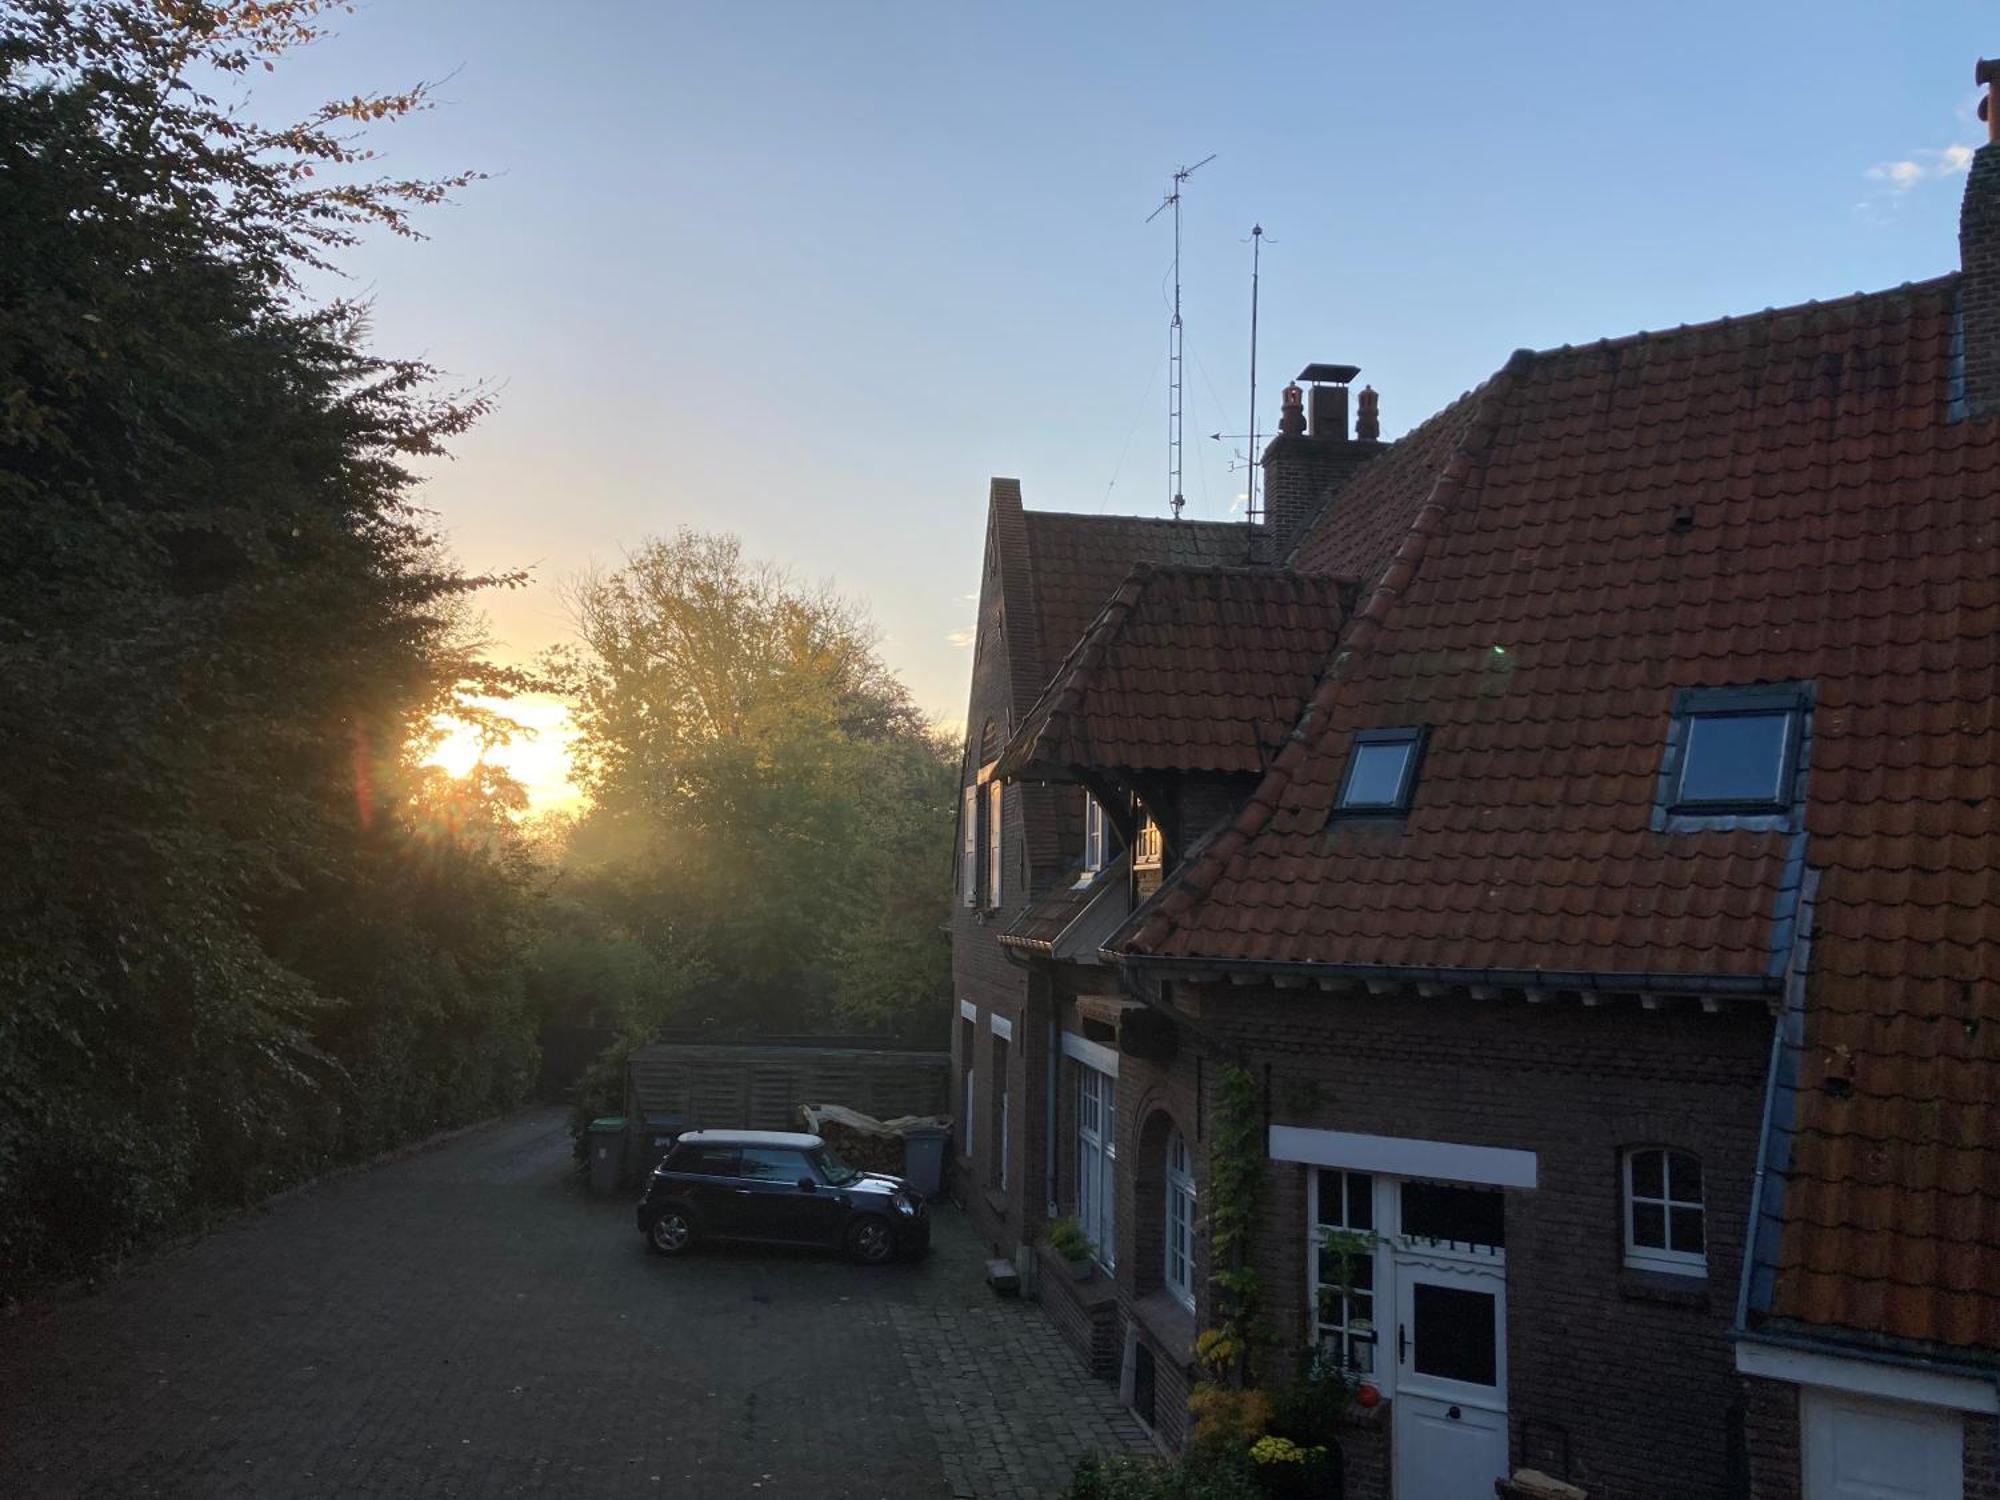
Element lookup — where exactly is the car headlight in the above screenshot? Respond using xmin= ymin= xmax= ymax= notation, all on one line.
xmin=893 ymin=1194 xmax=917 ymax=1216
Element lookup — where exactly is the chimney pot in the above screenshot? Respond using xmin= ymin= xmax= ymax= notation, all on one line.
xmin=1278 ymin=382 xmax=1307 ymax=438
xmin=1356 ymin=386 xmax=1380 ymax=442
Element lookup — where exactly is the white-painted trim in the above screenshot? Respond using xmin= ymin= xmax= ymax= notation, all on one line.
xmin=1269 ymin=1126 xmax=1538 ymax=1189
xmin=988 ymin=1012 xmax=1014 ymax=1041
xmin=1735 ymin=1340 xmax=2000 ymax=1416
xmin=1059 ymin=1030 xmax=1120 ymax=1078
xmin=959 ymin=999 xmax=978 ymax=1023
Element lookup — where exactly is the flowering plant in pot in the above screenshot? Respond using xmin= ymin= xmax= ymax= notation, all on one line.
xmin=1046 ymin=1215 xmax=1096 ymax=1280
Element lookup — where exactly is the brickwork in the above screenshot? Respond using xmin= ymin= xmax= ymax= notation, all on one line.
xmin=1969 ymin=1412 xmax=2000 ymax=1500
xmin=1261 ymin=434 xmax=1384 ymax=559
xmin=1740 ymin=1375 xmax=1800 ymax=1500
xmin=1962 ymin=144 xmax=2000 ymax=418
xmin=1035 ymin=1246 xmax=1122 ymax=1378
xmin=1182 ymin=981 xmax=1773 ymax=1500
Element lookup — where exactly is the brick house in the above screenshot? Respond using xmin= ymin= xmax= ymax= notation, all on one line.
xmin=953 ymin=79 xmax=2000 ymax=1500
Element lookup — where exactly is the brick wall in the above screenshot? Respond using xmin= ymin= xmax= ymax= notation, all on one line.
xmin=1740 ymin=1375 xmax=1798 ymax=1500
xmin=1961 ymin=144 xmax=2000 ymax=418
xmin=1186 ymin=981 xmax=1773 ymax=1500
xmin=1260 ymin=433 xmax=1383 ymax=558
xmin=1969 ymin=1412 xmax=2000 ymax=1500
xmin=1036 ymin=1245 xmax=1123 ymax=1377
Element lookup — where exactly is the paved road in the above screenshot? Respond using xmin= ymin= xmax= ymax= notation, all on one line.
xmin=0 ymin=1110 xmax=1147 ymax=1499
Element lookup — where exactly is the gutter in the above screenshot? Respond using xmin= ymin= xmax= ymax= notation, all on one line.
xmin=1113 ymin=950 xmax=1784 ymax=998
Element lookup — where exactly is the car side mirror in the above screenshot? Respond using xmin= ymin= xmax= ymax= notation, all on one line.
xmin=796 ymin=1177 xmax=817 ymax=1193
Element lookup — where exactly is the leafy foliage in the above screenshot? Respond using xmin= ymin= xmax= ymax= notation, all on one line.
xmin=0 ymin=0 xmax=535 ymax=1283
xmin=1061 ymin=1451 xmax=1262 ymax=1500
xmin=548 ymin=530 xmax=954 ymax=1042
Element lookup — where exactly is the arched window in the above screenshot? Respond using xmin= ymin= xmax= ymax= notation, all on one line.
xmin=1623 ymin=1147 xmax=1705 ymax=1276
xmin=1164 ymin=1126 xmax=1197 ymax=1310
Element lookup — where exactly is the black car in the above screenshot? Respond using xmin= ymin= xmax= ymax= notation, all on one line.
xmin=636 ymin=1129 xmax=930 ymax=1264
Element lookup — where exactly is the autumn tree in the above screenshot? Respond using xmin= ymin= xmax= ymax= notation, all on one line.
xmin=552 ymin=530 xmax=954 ymax=1041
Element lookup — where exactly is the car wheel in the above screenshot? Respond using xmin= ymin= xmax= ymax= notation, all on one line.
xmin=846 ymin=1215 xmax=896 ymax=1265
xmin=648 ymin=1207 xmax=697 ymax=1256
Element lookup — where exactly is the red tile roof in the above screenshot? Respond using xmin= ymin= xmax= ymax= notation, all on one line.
xmin=1122 ymin=275 xmax=2000 ymax=1359
xmin=995 ymin=566 xmax=1355 ymax=781
xmin=983 ymin=489 xmax=1269 ymax=866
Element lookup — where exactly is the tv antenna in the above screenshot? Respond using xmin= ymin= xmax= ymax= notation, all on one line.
xmin=1245 ymin=223 xmax=1265 ymax=525
xmin=1146 ymin=153 xmax=1215 ymax=519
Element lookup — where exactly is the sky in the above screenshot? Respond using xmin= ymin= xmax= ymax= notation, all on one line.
xmin=257 ymin=2 xmax=1995 ymax=807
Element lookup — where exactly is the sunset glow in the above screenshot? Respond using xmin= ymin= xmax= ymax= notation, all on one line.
xmin=423 ymin=694 xmax=582 ymax=813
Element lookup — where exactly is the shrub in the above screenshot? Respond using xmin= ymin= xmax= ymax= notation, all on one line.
xmin=1046 ymin=1214 xmax=1093 ymax=1263
xmin=1061 ymin=1451 xmax=1262 ymax=1500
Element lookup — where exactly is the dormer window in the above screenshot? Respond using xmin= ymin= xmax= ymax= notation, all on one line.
xmin=1083 ymin=794 xmax=1106 ymax=874
xmin=1663 ymin=686 xmax=1808 ymax=817
xmin=1334 ymin=727 xmax=1426 ymax=814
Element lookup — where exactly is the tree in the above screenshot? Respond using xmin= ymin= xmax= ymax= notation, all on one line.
xmin=0 ymin=0 xmax=534 ymax=1280
xmin=552 ymin=530 xmax=954 ymax=1040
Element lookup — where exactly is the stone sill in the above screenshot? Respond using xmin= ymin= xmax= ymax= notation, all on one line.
xmin=1035 ymin=1244 xmax=1119 ymax=1307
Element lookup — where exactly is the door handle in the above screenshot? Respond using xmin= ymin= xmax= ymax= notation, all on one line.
xmin=1398 ymin=1323 xmax=1407 ymax=1363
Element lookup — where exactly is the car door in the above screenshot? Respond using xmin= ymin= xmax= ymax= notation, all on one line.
xmin=733 ymin=1147 xmax=831 ymax=1244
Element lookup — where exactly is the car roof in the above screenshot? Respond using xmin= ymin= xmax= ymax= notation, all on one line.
xmin=673 ymin=1130 xmax=822 ymax=1150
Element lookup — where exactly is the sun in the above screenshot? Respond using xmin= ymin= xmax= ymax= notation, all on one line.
xmin=421 ymin=694 xmax=583 ymax=813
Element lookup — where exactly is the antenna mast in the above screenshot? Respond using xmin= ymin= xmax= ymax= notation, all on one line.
xmin=1246 ymin=224 xmax=1263 ymax=526
xmin=1146 ymin=154 xmax=1215 ymax=519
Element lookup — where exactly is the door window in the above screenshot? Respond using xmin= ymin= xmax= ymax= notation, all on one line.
xmin=1410 ymin=1282 xmax=1499 ymax=1387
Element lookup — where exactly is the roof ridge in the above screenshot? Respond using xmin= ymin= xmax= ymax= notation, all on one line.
xmin=1525 ymin=272 xmax=1957 ymax=362
xmin=1127 ymin=347 xmax=1537 ymax=956
xmin=1025 ymin=507 xmax=1268 ymax=531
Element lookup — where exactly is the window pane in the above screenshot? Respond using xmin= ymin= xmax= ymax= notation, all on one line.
xmin=1669 ymin=1152 xmax=1702 ymax=1204
xmin=1680 ymin=712 xmax=1790 ymax=805
xmin=1347 ymin=1172 xmax=1375 ymax=1231
xmin=738 ymin=1147 xmax=804 ymax=1180
xmin=1632 ymin=1202 xmax=1666 ymax=1249
xmin=1669 ymin=1206 xmax=1706 ymax=1256
xmin=1411 ymin=1284 xmax=1498 ymax=1387
xmin=1316 ymin=1171 xmax=1342 ymax=1228
xmin=1400 ymin=1181 xmax=1505 ymax=1248
xmin=1341 ymin=739 xmax=1414 ymax=807
xmin=1630 ymin=1149 xmax=1663 ymax=1200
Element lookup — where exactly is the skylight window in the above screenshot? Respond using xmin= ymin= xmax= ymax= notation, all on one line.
xmin=1334 ymin=727 xmax=1426 ymax=814
xmin=1667 ymin=688 xmax=1807 ymax=815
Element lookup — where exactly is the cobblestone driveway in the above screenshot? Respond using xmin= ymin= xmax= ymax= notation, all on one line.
xmin=0 ymin=1110 xmax=1147 ymax=1499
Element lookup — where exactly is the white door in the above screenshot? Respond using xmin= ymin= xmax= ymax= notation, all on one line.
xmin=1803 ymin=1389 xmax=1962 ymax=1500
xmin=1392 ymin=1256 xmax=1509 ymax=1499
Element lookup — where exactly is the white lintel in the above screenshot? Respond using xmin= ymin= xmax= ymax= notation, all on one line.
xmin=1735 ymin=1339 xmax=1999 ymax=1416
xmin=988 ymin=1012 xmax=1014 ymax=1041
xmin=1059 ymin=1030 xmax=1119 ymax=1077
xmin=1267 ymin=1125 xmax=1537 ymax=1189
xmin=959 ymin=999 xmax=978 ymax=1022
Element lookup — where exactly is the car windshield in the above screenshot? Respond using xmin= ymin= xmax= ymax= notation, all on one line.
xmin=809 ymin=1146 xmax=859 ymax=1185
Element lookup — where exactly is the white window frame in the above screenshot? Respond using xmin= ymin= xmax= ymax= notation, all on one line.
xmin=958 ymin=1002 xmax=977 ymax=1157
xmin=960 ymin=784 xmax=978 ymax=905
xmin=1165 ymin=1126 xmax=1197 ymax=1310
xmin=1075 ymin=1063 xmax=1117 ymax=1269
xmin=986 ymin=779 xmax=1004 ymax=908
xmin=1134 ymin=813 xmax=1163 ymax=869
xmin=1082 ymin=793 xmax=1106 ymax=875
xmin=988 ymin=1014 xmax=1011 ymax=1190
xmin=1623 ymin=1146 xmax=1707 ymax=1276
xmin=1309 ymin=1168 xmax=1383 ymax=1384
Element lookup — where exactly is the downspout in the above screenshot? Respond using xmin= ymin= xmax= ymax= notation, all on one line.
xmin=1045 ymin=1011 xmax=1059 ymax=1221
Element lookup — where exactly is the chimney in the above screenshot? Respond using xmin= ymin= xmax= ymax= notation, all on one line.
xmin=1963 ymin=58 xmax=2000 ymax=418
xmin=1260 ymin=363 xmax=1386 ymax=557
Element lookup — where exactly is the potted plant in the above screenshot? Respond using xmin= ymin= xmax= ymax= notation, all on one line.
xmin=1046 ymin=1215 xmax=1096 ymax=1280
